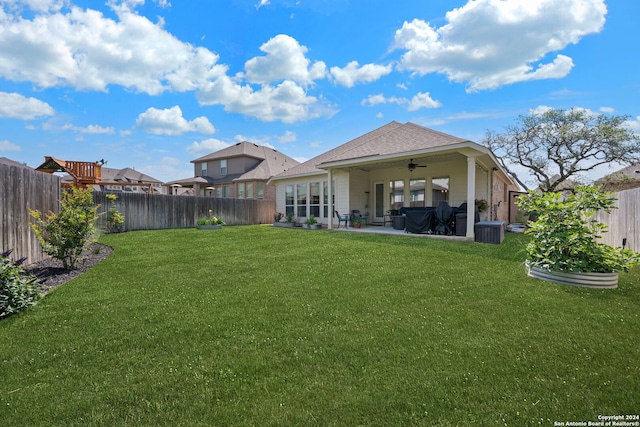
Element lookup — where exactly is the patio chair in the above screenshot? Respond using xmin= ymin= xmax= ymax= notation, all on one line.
xmin=434 ymin=201 xmax=455 ymax=235
xmin=334 ymin=210 xmax=350 ymax=228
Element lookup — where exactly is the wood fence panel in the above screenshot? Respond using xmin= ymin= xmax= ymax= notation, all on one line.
xmin=93 ymin=192 xmax=275 ymax=230
xmin=0 ymin=164 xmax=60 ymax=263
xmin=594 ymin=187 xmax=640 ymax=253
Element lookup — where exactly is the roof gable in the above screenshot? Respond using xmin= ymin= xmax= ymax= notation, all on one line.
xmin=272 ymin=121 xmax=471 ymax=179
xmin=192 ymin=141 xmax=272 ymax=162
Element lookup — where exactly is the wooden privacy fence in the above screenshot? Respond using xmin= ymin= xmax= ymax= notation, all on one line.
xmin=93 ymin=192 xmax=276 ymax=231
xmin=594 ymin=187 xmax=640 ymax=253
xmin=0 ymin=164 xmax=60 ymax=263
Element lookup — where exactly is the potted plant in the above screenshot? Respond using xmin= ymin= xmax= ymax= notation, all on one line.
xmin=517 ymin=186 xmax=640 ymax=288
xmin=273 ymin=211 xmax=294 ymax=228
xmin=303 ymin=215 xmax=321 ymax=229
xmin=351 ymin=216 xmax=363 ymax=229
xmin=196 ymin=210 xmax=225 ymax=229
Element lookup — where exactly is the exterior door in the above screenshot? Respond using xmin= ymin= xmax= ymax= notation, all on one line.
xmin=373 ymin=181 xmax=385 ymax=223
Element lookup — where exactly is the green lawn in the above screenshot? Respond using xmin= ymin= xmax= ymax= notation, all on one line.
xmin=1 ymin=226 xmax=639 ymax=426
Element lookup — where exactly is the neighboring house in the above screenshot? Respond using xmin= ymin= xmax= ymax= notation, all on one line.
xmin=595 ymin=163 xmax=640 ymax=192
xmin=168 ymin=141 xmax=299 ymax=200
xmin=0 ymin=157 xmax=31 ymax=168
xmin=269 ymin=121 xmax=519 ymax=238
xmin=61 ymin=166 xmax=165 ymax=194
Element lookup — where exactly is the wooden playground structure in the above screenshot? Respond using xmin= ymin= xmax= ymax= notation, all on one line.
xmin=35 ymin=156 xmax=154 ymax=192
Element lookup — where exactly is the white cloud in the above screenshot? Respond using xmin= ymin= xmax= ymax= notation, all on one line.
xmin=136 ymin=105 xmax=215 ymax=135
xmin=0 ymin=92 xmax=55 ymax=119
xmin=243 ymin=34 xmax=327 ymax=85
xmin=361 ymin=92 xmax=441 ymax=111
xmin=393 ymin=0 xmax=607 ymax=91
xmin=0 ymin=2 xmax=225 ymax=95
xmin=278 ymin=130 xmax=297 ymax=143
xmin=361 ymin=93 xmax=389 ymax=106
xmin=186 ymin=138 xmax=230 ymax=155
xmin=255 ymin=0 xmax=269 ymax=10
xmin=61 ymin=123 xmax=115 ymax=134
xmin=0 ymin=139 xmax=21 ymax=151
xmin=197 ymin=75 xmax=336 ymax=123
xmin=0 ymin=0 xmax=66 ymax=12
xmin=624 ymin=116 xmax=640 ymax=134
xmin=408 ymin=92 xmax=442 ymax=110
xmin=329 ymin=61 xmax=393 ymax=88
xmin=600 ymin=106 xmax=615 ymax=113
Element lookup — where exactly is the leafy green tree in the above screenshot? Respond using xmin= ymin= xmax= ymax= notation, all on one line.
xmin=484 ymin=108 xmax=640 ymax=191
xmin=517 ymin=186 xmax=640 ymax=273
xmin=30 ymin=187 xmax=101 ymax=269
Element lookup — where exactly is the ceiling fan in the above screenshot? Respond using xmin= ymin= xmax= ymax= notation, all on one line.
xmin=407 ymin=159 xmax=427 ymax=172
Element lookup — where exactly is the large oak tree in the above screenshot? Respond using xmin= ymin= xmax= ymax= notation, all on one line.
xmin=483 ymin=108 xmax=640 ymax=191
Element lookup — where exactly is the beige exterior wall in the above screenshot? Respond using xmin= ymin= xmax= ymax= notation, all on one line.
xmin=272 ymin=156 xmax=516 ymax=225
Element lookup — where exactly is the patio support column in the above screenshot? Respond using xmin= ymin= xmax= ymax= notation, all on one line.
xmin=327 ymin=168 xmax=334 ymax=230
xmin=466 ymin=156 xmax=476 ymax=239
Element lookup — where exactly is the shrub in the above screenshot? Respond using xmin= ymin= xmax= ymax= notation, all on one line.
xmin=30 ymin=187 xmax=101 ymax=270
xmin=0 ymin=250 xmax=43 ymax=319
xmin=517 ymin=185 xmax=640 ymax=273
xmin=105 ymin=193 xmax=125 ymax=233
xmin=197 ymin=210 xmax=225 ymax=226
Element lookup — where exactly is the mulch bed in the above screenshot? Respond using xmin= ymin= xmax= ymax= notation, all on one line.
xmin=24 ymin=243 xmax=113 ymax=294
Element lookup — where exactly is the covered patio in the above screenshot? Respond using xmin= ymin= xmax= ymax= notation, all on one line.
xmin=270 ymin=122 xmax=519 ymax=240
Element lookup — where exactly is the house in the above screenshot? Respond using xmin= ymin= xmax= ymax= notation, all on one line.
xmin=595 ymin=163 xmax=640 ymax=192
xmin=268 ymin=121 xmax=519 ymax=238
xmin=60 ymin=166 xmax=165 ymax=193
xmin=167 ymin=141 xmax=299 ymax=200
xmin=0 ymin=157 xmax=31 ymax=168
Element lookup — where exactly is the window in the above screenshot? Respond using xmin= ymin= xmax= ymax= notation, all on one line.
xmin=257 ymin=182 xmax=264 ymax=199
xmin=297 ymin=183 xmax=307 ymax=217
xmin=246 ymin=182 xmax=253 ymax=199
xmin=220 ymin=159 xmax=227 ymax=175
xmin=216 ymin=187 xmax=222 ymax=198
xmin=410 ymin=178 xmax=426 ymax=207
xmin=285 ymin=185 xmax=294 ymax=216
xmin=238 ymin=182 xmax=245 ymax=199
xmin=223 ymin=185 xmax=230 ymax=198
xmin=389 ymin=180 xmax=405 ymax=210
xmin=310 ymin=182 xmax=320 ymax=217
xmin=432 ymin=177 xmax=449 ymax=205
xmin=201 ymin=162 xmax=207 ymax=177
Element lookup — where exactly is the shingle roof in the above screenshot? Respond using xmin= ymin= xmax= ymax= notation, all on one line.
xmin=192 ymin=141 xmax=276 ymax=162
xmin=273 ymin=121 xmax=471 ymax=179
xmin=0 ymin=157 xmax=31 ymax=168
xmin=61 ymin=167 xmax=163 ymax=184
xmin=190 ymin=141 xmax=299 ymax=181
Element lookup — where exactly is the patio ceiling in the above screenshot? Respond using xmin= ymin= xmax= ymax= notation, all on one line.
xmin=324 ymin=150 xmax=500 ymax=174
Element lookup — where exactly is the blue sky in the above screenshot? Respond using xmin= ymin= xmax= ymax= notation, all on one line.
xmin=1 ymin=0 xmax=639 ymax=185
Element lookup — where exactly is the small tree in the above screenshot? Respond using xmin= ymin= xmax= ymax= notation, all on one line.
xmin=484 ymin=108 xmax=640 ymax=192
xmin=30 ymin=187 xmax=101 ymax=269
xmin=517 ymin=186 xmax=640 ymax=273
xmin=105 ymin=193 xmax=125 ymax=233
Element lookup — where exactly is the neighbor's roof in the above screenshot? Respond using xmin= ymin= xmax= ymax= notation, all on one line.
xmin=272 ymin=121 xmax=472 ymax=179
xmin=61 ymin=167 xmax=163 ymax=184
xmin=188 ymin=141 xmax=299 ymax=182
xmin=0 ymin=157 xmax=31 ymax=168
